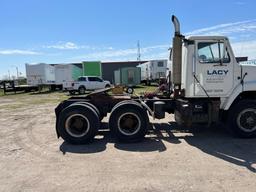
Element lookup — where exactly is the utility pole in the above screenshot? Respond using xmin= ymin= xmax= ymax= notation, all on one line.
xmin=137 ymin=40 xmax=141 ymax=62
xmin=11 ymin=65 xmax=19 ymax=79
xmin=16 ymin=66 xmax=19 ymax=79
xmin=8 ymin=70 xmax=11 ymax=80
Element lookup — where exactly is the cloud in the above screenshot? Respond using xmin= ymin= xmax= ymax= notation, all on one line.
xmin=71 ymin=44 xmax=169 ymax=61
xmin=231 ymin=40 xmax=256 ymax=59
xmin=0 ymin=49 xmax=41 ymax=55
xmin=235 ymin=1 xmax=246 ymax=5
xmin=44 ymin=42 xmax=82 ymax=50
xmin=44 ymin=42 xmax=116 ymax=51
xmin=186 ymin=19 xmax=256 ymax=36
xmin=184 ymin=18 xmax=256 ymax=59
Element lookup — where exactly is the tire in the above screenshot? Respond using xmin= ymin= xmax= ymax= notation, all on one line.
xmin=78 ymin=86 xmax=86 ymax=95
xmin=126 ymin=87 xmax=134 ymax=94
xmin=174 ymin=110 xmax=192 ymax=127
xmin=57 ymin=104 xmax=100 ymax=144
xmin=105 ymin=84 xmax=111 ymax=88
xmin=109 ymin=103 xmax=149 ymax=142
xmin=71 ymin=102 xmax=104 ymax=121
xmin=228 ymin=100 xmax=256 ymax=138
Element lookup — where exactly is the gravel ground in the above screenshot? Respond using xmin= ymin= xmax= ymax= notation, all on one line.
xmin=0 ymin=93 xmax=256 ymax=192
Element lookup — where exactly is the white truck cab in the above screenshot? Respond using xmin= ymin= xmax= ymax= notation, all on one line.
xmin=171 ymin=15 xmax=256 ymax=137
xmin=179 ymin=35 xmax=256 ymax=109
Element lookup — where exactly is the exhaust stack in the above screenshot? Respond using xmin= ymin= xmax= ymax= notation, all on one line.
xmin=171 ymin=15 xmax=183 ymax=97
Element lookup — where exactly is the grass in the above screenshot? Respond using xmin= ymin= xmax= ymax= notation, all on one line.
xmin=0 ymin=89 xmax=4 ymax=96
xmin=133 ymin=85 xmax=158 ymax=95
xmin=0 ymin=84 xmax=159 ymax=110
xmin=0 ymin=90 xmax=70 ymax=110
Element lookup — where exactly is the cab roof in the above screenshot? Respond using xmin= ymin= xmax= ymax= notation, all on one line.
xmin=187 ymin=36 xmax=229 ymax=41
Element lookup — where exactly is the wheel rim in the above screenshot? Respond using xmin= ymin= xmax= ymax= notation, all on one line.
xmin=117 ymin=112 xmax=141 ymax=136
xmin=237 ymin=109 xmax=256 ymax=133
xmin=65 ymin=114 xmax=90 ymax=137
xmin=79 ymin=88 xmax=85 ymax=94
xmin=127 ymin=88 xmax=133 ymax=94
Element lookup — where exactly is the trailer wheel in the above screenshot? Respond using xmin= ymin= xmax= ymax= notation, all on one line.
xmin=78 ymin=86 xmax=86 ymax=95
xmin=71 ymin=102 xmax=104 ymax=121
xmin=109 ymin=103 xmax=149 ymax=142
xmin=126 ymin=87 xmax=134 ymax=94
xmin=57 ymin=104 xmax=100 ymax=144
xmin=228 ymin=100 xmax=256 ymax=138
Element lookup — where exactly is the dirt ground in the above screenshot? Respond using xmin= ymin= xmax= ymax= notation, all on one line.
xmin=0 ymin=92 xmax=256 ymax=192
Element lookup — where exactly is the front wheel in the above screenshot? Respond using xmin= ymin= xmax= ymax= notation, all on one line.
xmin=228 ymin=100 xmax=256 ymax=138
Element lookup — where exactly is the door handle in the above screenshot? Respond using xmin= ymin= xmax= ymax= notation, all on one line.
xmin=213 ymin=64 xmax=227 ymax=67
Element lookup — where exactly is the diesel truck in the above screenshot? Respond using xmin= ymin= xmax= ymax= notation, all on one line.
xmin=55 ymin=15 xmax=256 ymax=144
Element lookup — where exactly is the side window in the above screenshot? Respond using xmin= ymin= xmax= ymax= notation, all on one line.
xmin=78 ymin=77 xmax=86 ymax=81
xmin=198 ymin=42 xmax=230 ymax=63
xmin=88 ymin=77 xmax=94 ymax=82
xmin=95 ymin=77 xmax=103 ymax=82
xmin=158 ymin=61 xmax=164 ymax=67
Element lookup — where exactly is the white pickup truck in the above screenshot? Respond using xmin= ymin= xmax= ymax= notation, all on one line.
xmin=69 ymin=76 xmax=111 ymax=95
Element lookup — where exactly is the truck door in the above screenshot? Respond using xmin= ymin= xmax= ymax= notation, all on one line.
xmin=194 ymin=40 xmax=234 ymax=97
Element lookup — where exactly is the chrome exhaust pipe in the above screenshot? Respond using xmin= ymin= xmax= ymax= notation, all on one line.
xmin=172 ymin=15 xmax=180 ymax=36
xmin=171 ymin=15 xmax=183 ymax=98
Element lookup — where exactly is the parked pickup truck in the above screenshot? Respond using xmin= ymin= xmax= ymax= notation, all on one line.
xmin=69 ymin=76 xmax=111 ymax=95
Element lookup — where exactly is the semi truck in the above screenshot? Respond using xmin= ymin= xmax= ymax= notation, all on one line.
xmin=55 ymin=15 xmax=256 ymax=144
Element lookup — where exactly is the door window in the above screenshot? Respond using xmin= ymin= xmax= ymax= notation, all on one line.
xmin=198 ymin=42 xmax=230 ymax=64
xmin=88 ymin=77 xmax=103 ymax=82
xmin=78 ymin=77 xmax=87 ymax=81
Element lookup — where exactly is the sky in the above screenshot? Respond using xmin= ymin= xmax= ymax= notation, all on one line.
xmin=0 ymin=0 xmax=256 ymax=79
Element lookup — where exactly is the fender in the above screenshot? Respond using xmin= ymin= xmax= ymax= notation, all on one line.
xmin=221 ymin=80 xmax=256 ymax=110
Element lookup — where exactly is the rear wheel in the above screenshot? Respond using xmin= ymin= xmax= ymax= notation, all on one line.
xmin=78 ymin=86 xmax=86 ymax=95
xmin=228 ymin=100 xmax=256 ymax=138
xmin=109 ymin=103 xmax=149 ymax=142
xmin=71 ymin=102 xmax=104 ymax=121
xmin=69 ymin=90 xmax=76 ymax=95
xmin=57 ymin=104 xmax=100 ymax=144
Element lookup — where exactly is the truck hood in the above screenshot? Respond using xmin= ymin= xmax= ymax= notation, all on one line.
xmin=241 ymin=64 xmax=256 ymax=84
xmin=104 ymin=80 xmax=111 ymax=84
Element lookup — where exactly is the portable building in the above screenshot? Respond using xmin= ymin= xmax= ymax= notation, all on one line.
xmin=114 ymin=67 xmax=141 ymax=87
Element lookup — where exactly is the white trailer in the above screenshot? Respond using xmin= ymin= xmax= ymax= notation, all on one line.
xmin=55 ymin=64 xmax=83 ymax=90
xmin=137 ymin=60 xmax=168 ymax=84
xmin=26 ymin=63 xmax=55 ymax=86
